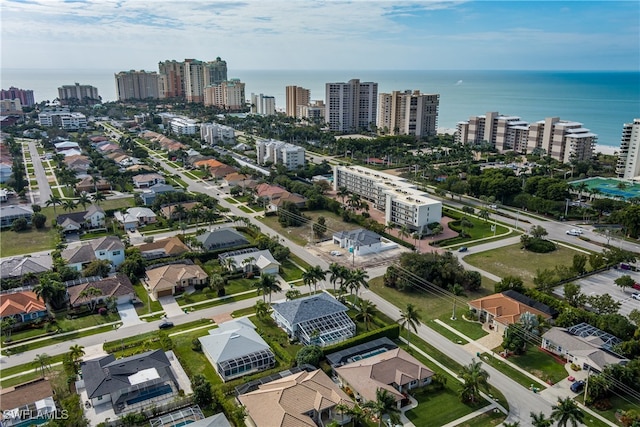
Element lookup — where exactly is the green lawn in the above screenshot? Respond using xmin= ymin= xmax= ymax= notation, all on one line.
xmin=238 ymin=206 xmax=254 ymax=213
xmin=231 ymin=306 xmax=256 ymax=318
xmin=280 ymin=259 xmax=305 ymax=282
xmin=250 ymin=316 xmax=303 ymax=360
xmin=180 ymin=292 xmax=258 ymax=312
xmin=508 ymin=347 xmax=568 ymax=385
xmin=54 ymin=310 xmax=120 ymax=330
xmin=179 ymin=278 xmax=257 ymax=306
xmin=456 ymin=410 xmax=506 ymax=427
xmin=0 ymin=353 xmax=67 ymax=380
xmin=224 ymin=197 xmax=239 ymax=204
xmin=368 ymin=276 xmax=494 ymax=322
xmin=590 ymin=395 xmax=640 ymax=424
xmin=426 ymin=320 xmax=467 ymax=344
xmin=463 ymin=243 xmax=588 ymax=287
xmin=480 ymin=353 xmax=547 ymax=391
xmin=437 ymin=314 xmax=488 ymax=340
xmin=171 ymin=330 xmax=221 ymax=385
xmin=406 ymin=387 xmax=489 ymax=427
xmin=290 ymin=254 xmax=312 ymax=271
xmin=1 ymin=365 xmax=64 ymax=388
xmin=0 ymin=227 xmax=58 ymax=256
xmin=132 ymin=283 xmax=163 ymax=315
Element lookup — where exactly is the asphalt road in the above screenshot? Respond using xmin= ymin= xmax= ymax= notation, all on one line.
xmin=22 ymin=138 xmax=52 ymax=205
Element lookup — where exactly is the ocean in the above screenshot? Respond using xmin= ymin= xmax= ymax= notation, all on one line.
xmin=2 ymin=68 xmax=638 ymax=149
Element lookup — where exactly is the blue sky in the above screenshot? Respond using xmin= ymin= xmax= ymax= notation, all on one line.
xmin=1 ymin=0 xmax=638 ymax=71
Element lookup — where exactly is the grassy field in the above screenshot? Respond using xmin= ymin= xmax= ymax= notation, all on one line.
xmin=463 ymin=243 xmax=587 ymax=287
xmin=508 ymin=347 xmax=569 ymax=385
xmin=368 ymin=276 xmax=494 ymax=322
xmin=259 ymin=209 xmax=361 ymax=246
xmin=133 ymin=283 xmax=164 ymax=315
xmin=437 ymin=314 xmax=488 ymax=340
xmin=480 ymin=353 xmax=547 ymax=391
xmin=405 ymin=387 xmax=489 ymax=426
xmin=280 ymin=259 xmax=305 ymax=282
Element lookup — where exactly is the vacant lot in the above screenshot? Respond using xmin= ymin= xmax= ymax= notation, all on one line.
xmin=259 ymin=210 xmax=361 ymax=246
xmin=463 ymin=243 xmax=586 ymax=287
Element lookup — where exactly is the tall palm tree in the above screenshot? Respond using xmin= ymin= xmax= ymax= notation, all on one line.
xmin=347 ymin=193 xmax=362 ymax=211
xmin=327 ymin=262 xmax=343 ymax=293
xmin=77 ymin=192 xmax=91 ymax=210
xmin=334 ymin=402 xmax=351 ymax=425
xmin=79 ymin=286 xmax=103 ymax=312
xmin=363 ymin=388 xmax=401 ymax=427
xmin=345 ymin=268 xmax=369 ymax=303
xmin=302 ymin=265 xmax=326 ymax=294
xmin=529 ymin=411 xmax=553 ymax=427
xmin=337 ymin=186 xmax=349 ymax=205
xmin=69 ymin=344 xmax=85 ymax=369
xmin=34 ymin=353 xmax=52 ymax=378
xmin=45 ymin=194 xmax=62 ymax=215
xmin=356 ymin=299 xmax=377 ymax=331
xmin=450 ymin=283 xmax=465 ymax=320
xmin=551 ymin=397 xmax=584 ymax=427
xmin=222 ymin=257 xmax=237 ymax=273
xmin=62 ymin=199 xmax=77 ymax=212
xmin=398 ymin=224 xmax=410 ymax=241
xmin=254 ymin=274 xmax=281 ymax=303
xmin=399 ymin=303 xmax=421 ymax=346
xmin=458 ymin=359 xmax=490 ymax=404
xmin=91 ymin=191 xmax=107 ymax=205
xmin=33 ymin=277 xmax=66 ymax=310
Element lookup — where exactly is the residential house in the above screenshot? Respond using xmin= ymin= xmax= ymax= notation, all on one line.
xmin=97 ymin=143 xmax=120 ymax=153
xmin=62 ymin=236 xmax=125 ymax=271
xmin=0 ymin=378 xmax=56 ymax=427
xmin=541 ymin=323 xmax=628 ymax=372
xmin=150 ymin=411 xmax=232 ymax=427
xmin=133 ymin=173 xmax=165 ymax=188
xmin=254 ymin=183 xmax=307 ymax=211
xmin=63 ymin=155 xmax=91 ymax=174
xmin=0 ymin=205 xmax=33 ymax=228
xmin=271 ymin=292 xmax=355 ymax=346
xmin=335 ymin=346 xmax=434 ymax=407
xmin=145 ymin=263 xmax=208 ymax=298
xmin=137 ymin=236 xmax=190 ymax=260
xmin=210 ymin=164 xmax=237 ymax=180
xmin=0 ymin=255 xmax=53 ymax=280
xmin=141 ymin=131 xmax=187 ymax=152
xmin=160 ymin=202 xmax=199 ymax=219
xmin=0 ymin=161 xmax=12 ymax=183
xmin=468 ymin=290 xmax=555 ymax=335
xmin=126 ymin=164 xmax=154 ymax=174
xmin=114 ymin=207 xmax=157 ymax=230
xmin=90 ymin=136 xmax=109 ymax=144
xmin=238 ymin=369 xmax=353 ymax=427
xmin=193 ymin=158 xmax=223 ymax=170
xmin=54 ymin=141 xmax=80 ymax=152
xmin=78 ymin=349 xmax=181 ymax=414
xmin=218 ymin=248 xmax=280 ymax=275
xmin=75 ymin=176 xmax=111 ymax=194
xmin=332 ymin=229 xmax=397 ymax=256
xmin=139 ymin=183 xmax=181 ymax=206
xmin=0 ymin=291 xmax=48 ymax=323
xmin=195 ymin=229 xmax=249 ymax=251
xmin=56 ymin=204 xmax=106 ymax=233
xmin=66 ymin=274 xmax=135 ymax=309
xmin=223 ymin=173 xmax=249 ymax=187
xmin=199 ymin=317 xmax=275 ymax=382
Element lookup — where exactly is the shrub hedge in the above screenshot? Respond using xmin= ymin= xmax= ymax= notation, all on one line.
xmin=322 ymin=324 xmax=400 ymax=355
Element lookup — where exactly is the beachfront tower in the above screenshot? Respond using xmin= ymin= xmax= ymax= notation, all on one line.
xmin=617 ymin=119 xmax=640 ymax=180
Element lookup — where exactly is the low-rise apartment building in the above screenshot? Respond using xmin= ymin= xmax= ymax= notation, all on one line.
xmin=333 ymin=165 xmax=441 ymax=233
xmin=256 ymin=139 xmax=305 ymax=170
xmin=200 ymin=122 xmax=235 ymax=145
xmin=38 ymin=110 xmax=87 ymax=130
xmin=170 ymin=117 xmax=197 ymax=135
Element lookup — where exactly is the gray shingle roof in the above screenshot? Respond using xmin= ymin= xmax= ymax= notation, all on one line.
xmin=199 ymin=318 xmax=273 ymax=363
xmin=0 ymin=255 xmax=53 ymax=279
xmin=196 ymin=229 xmax=249 ymax=250
xmin=62 ymin=244 xmax=97 ymax=264
xmin=92 ymin=236 xmax=124 ymax=252
xmin=82 ymin=349 xmax=171 ymax=399
xmin=272 ymin=292 xmax=348 ymax=326
xmin=333 ymin=229 xmax=381 ymax=246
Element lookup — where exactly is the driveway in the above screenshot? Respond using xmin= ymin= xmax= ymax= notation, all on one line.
xmin=117 ymin=302 xmax=143 ymax=327
xmin=158 ymin=295 xmax=186 ymax=318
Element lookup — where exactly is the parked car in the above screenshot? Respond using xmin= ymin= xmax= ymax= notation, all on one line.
xmin=158 ymin=321 xmax=174 ymax=330
xmin=458 ymin=247 xmax=468 ymax=252
xmin=632 ymin=293 xmax=640 ymax=301
xmin=570 ymin=380 xmax=585 ymax=393
xmin=330 ymin=251 xmax=342 ymax=256
xmin=633 ymin=283 xmax=640 ymax=291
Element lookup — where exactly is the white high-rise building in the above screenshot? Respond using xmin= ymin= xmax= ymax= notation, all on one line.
xmin=455 ymin=112 xmax=529 ymax=152
xmin=256 ymin=139 xmax=305 ymax=170
xmin=325 ymin=79 xmax=377 ymax=132
xmin=617 ymin=119 xmax=640 ymax=180
xmin=251 ymin=93 xmax=276 ymax=115
xmin=170 ymin=117 xmax=197 ymax=135
xmin=377 ymin=90 xmax=439 ymax=138
xmin=200 ymin=123 xmax=235 ymax=145
xmin=203 ymin=79 xmax=245 ymax=109
xmin=333 ymin=165 xmax=441 ymax=233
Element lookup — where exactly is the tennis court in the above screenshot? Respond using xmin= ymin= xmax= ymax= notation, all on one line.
xmin=572 ymin=177 xmax=640 ymax=200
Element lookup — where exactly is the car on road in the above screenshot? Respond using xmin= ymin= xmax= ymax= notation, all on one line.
xmin=632 ymin=293 xmax=640 ymax=301
xmin=570 ymin=380 xmax=585 ymax=393
xmin=566 ymin=229 xmax=582 ymax=236
xmin=158 ymin=321 xmax=174 ymax=330
xmin=458 ymin=247 xmax=468 ymax=252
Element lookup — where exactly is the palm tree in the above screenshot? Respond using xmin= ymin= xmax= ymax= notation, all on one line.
xmin=337 ymin=186 xmax=349 ymax=205
xmin=173 ymin=204 xmax=187 ymax=222
xmin=69 ymin=344 xmax=85 ymax=369
xmin=203 ymin=209 xmax=217 ymax=231
xmin=530 ymin=411 xmax=553 ymax=427
xmin=398 ymin=224 xmax=410 ymax=241
xmin=33 ymin=277 xmax=66 ymax=310
xmin=399 ymin=303 xmax=421 ymax=346
xmin=254 ymin=300 xmax=270 ymax=319
xmin=347 ymin=193 xmax=362 ymax=211
xmin=210 ymin=274 xmax=225 ymax=295
xmin=302 ymin=265 xmax=326 ymax=294
xmin=62 ymin=199 xmax=77 ymax=212
xmin=1 ymin=317 xmax=16 ymax=341
xmin=79 ymin=287 xmax=103 ymax=312
xmin=551 ymin=397 xmax=584 ymax=427
xmin=34 ymin=353 xmax=52 ymax=378
xmin=45 ymin=194 xmax=62 ymax=215
xmin=242 ymin=256 xmax=256 ymax=274
xmin=363 ymin=388 xmax=401 ymax=427
xmin=327 ymin=262 xmax=343 ymax=293
xmin=254 ymin=274 xmax=281 ymax=303
xmin=345 ymin=268 xmax=369 ymax=303
xmin=222 ymin=257 xmax=237 ymax=273
xmin=77 ymin=192 xmax=91 ymax=210
xmin=458 ymin=359 xmax=490 ymax=404
xmin=334 ymin=402 xmax=351 ymax=425
xmin=356 ymin=299 xmax=377 ymax=331
xmin=91 ymin=191 xmax=107 ymax=205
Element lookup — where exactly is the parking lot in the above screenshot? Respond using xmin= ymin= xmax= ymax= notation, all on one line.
xmin=554 ymin=268 xmax=640 ymax=319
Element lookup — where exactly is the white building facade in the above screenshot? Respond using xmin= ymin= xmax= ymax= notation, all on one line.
xmin=455 ymin=112 xmax=529 ymax=152
xmin=617 ymin=118 xmax=640 ymax=180
xmin=325 ymin=79 xmax=378 ymax=132
xmin=251 ymin=93 xmax=276 ymax=115
xmin=377 ymin=90 xmax=440 ymax=138
xmin=256 ymin=139 xmax=305 ymax=170
xmin=527 ymin=117 xmax=597 ymax=163
xmin=38 ymin=111 xmax=87 ymax=130
xmin=170 ymin=117 xmax=197 ymax=135
xmin=333 ymin=165 xmax=442 ymax=233
xmin=200 ymin=122 xmax=235 ymax=145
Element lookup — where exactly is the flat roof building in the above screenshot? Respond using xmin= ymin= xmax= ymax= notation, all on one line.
xmin=617 ymin=119 xmax=640 ymax=180
xmin=325 ymin=79 xmax=377 ymax=133
xmin=378 ymin=90 xmax=439 ymax=138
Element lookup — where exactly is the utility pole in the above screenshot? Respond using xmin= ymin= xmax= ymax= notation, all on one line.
xmin=583 ymin=366 xmax=591 ymax=405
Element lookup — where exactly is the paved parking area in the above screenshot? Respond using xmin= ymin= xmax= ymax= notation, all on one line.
xmin=554 ymin=268 xmax=640 ymax=318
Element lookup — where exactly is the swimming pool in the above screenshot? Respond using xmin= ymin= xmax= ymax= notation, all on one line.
xmin=348 ymin=348 xmax=388 ymax=363
xmin=571 ymin=177 xmax=640 ymax=200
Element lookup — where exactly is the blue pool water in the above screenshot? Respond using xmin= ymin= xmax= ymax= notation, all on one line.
xmin=126 ymin=384 xmax=172 ymax=406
